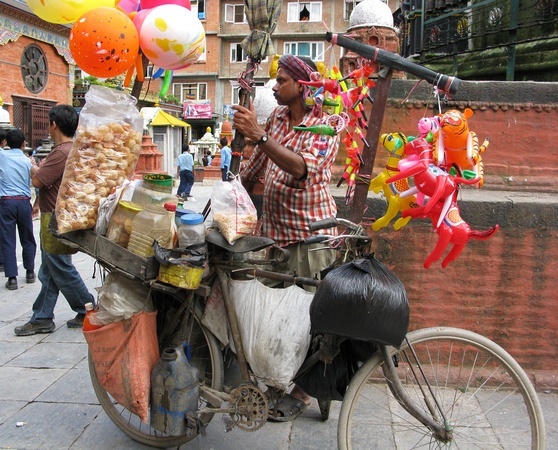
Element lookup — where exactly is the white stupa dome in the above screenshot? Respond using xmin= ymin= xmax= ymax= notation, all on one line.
xmin=348 ymin=0 xmax=394 ymax=31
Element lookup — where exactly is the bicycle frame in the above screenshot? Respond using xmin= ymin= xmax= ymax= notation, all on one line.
xmin=186 ymin=221 xmax=452 ymax=438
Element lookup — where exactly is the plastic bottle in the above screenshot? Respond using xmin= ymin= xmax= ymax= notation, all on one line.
xmin=127 ymin=205 xmax=172 ymax=257
xmin=164 ymin=202 xmax=178 ymax=248
xmin=150 ymin=344 xmax=199 ymax=436
xmin=178 ymin=213 xmax=205 ymax=248
xmin=83 ymin=302 xmax=102 ymax=331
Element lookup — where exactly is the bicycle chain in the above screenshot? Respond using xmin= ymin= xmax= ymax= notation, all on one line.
xmin=228 ymin=383 xmax=268 ymax=432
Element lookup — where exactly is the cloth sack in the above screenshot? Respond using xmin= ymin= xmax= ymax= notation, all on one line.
xmin=40 ymin=212 xmax=78 ymax=254
xmin=84 ymin=310 xmax=159 ymax=423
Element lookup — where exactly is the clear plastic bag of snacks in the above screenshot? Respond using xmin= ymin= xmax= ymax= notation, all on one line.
xmin=55 ymin=86 xmax=143 ymax=234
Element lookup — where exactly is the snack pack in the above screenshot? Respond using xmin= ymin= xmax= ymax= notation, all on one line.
xmin=56 ymin=86 xmax=143 ymax=234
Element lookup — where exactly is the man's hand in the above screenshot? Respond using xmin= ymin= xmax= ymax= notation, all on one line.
xmin=232 ymin=100 xmax=266 ymax=142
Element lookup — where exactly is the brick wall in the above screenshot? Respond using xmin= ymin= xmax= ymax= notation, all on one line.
xmin=1 ymin=36 xmax=70 ymax=110
xmin=334 ymin=193 xmax=558 ymax=391
xmin=343 ymin=80 xmax=558 ymax=193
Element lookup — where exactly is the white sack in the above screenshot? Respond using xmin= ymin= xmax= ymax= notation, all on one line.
xmin=229 ymin=278 xmax=313 ymax=390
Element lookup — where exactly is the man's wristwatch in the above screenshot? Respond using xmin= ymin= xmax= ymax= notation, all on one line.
xmin=254 ymin=134 xmax=268 ymax=145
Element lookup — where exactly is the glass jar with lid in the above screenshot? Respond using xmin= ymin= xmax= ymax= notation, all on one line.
xmin=106 ymin=200 xmax=143 ymax=248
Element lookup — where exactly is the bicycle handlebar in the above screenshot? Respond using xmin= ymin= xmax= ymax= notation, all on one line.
xmin=325 ymin=32 xmax=461 ymax=96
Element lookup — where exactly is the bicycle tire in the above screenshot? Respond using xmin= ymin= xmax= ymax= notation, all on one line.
xmin=89 ymin=299 xmax=224 ymax=448
xmin=338 ymin=327 xmax=546 ymax=449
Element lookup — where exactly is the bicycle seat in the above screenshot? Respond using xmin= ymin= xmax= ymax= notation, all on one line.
xmin=205 ymin=229 xmax=275 ymax=253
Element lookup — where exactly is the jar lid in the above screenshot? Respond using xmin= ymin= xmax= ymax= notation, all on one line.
xmin=180 ymin=213 xmax=204 ymax=225
xmin=176 ymin=208 xmax=196 ymax=217
xmin=118 ymin=200 xmax=143 ymax=213
xmin=143 ymin=173 xmax=173 ymax=187
xmin=164 ymin=202 xmax=177 ymax=211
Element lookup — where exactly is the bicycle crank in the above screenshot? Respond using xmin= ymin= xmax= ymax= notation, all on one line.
xmin=226 ymin=383 xmax=268 ymax=432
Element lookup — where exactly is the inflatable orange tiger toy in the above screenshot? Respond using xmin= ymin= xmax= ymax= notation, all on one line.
xmin=433 ymin=108 xmax=489 ymax=187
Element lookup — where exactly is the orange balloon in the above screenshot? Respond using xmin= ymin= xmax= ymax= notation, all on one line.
xmin=70 ymin=7 xmax=139 ymax=78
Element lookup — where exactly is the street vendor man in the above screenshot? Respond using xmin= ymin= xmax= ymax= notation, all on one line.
xmin=232 ymin=54 xmax=340 ymax=422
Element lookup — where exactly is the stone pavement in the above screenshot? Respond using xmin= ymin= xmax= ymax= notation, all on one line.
xmin=0 ymin=182 xmax=556 ymax=449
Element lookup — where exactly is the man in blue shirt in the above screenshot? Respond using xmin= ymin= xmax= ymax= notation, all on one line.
xmin=0 ymin=128 xmax=6 ymax=273
xmin=0 ymin=128 xmax=36 ymax=290
xmin=176 ymin=143 xmax=194 ymax=199
xmin=219 ymin=137 xmax=232 ymax=181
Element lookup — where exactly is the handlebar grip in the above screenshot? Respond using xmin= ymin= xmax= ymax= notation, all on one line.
xmin=304 ymin=235 xmax=329 ymax=245
xmin=309 ymin=218 xmax=338 ymax=232
xmin=325 ymin=32 xmax=461 ymax=96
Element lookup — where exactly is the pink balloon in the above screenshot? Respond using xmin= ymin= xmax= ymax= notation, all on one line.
xmin=140 ymin=0 xmax=191 ymax=10
xmin=132 ymin=8 xmax=153 ymax=32
xmin=116 ymin=0 xmax=140 ymax=15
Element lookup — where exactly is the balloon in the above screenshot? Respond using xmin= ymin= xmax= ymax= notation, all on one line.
xmin=70 ymin=7 xmax=139 ymax=78
xmin=27 ymin=0 xmax=115 ymax=24
xmin=141 ymin=0 xmax=191 ymax=9
xmin=132 ymin=8 xmax=153 ymax=32
xmin=139 ymin=5 xmax=205 ymax=71
xmin=116 ymin=0 xmax=140 ymax=15
xmin=159 ymin=70 xmax=173 ymax=97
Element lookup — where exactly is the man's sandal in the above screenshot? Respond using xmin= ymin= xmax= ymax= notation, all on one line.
xmin=268 ymin=393 xmax=309 ymax=422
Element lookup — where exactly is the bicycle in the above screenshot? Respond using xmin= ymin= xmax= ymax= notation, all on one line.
xmin=62 ymin=215 xmax=546 ymax=449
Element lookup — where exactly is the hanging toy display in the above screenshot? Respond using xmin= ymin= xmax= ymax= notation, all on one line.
xmin=284 ymin=52 xmax=497 ymax=269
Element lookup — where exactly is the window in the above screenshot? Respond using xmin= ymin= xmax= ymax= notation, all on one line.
xmin=231 ymin=82 xmax=266 ymax=104
xmin=230 ymin=43 xmax=248 ymax=62
xmin=345 ymin=0 xmax=362 ymax=20
xmin=287 ymin=2 xmax=322 ymax=22
xmin=173 ymin=83 xmax=207 ymax=102
xmin=225 ymin=4 xmax=246 ymax=23
xmin=284 ymin=41 xmax=324 ymax=61
xmin=191 ymin=0 xmax=206 ymax=20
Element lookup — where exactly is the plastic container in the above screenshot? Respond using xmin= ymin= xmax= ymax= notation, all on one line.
xmin=164 ymin=202 xmax=178 ymax=248
xmin=131 ymin=174 xmax=177 ymax=208
xmin=127 ymin=205 xmax=173 ymax=257
xmin=174 ymin=208 xmax=196 ymax=229
xmin=83 ymin=302 xmax=102 ymax=331
xmin=178 ymin=213 xmax=205 ymax=248
xmin=106 ymin=200 xmax=143 ymax=248
xmin=150 ymin=345 xmax=199 ymax=436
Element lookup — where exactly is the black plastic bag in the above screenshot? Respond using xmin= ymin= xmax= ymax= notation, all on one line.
xmin=310 ymin=255 xmax=409 ymax=348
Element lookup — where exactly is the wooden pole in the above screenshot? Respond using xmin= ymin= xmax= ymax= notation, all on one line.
xmin=349 ymin=70 xmax=393 ymax=224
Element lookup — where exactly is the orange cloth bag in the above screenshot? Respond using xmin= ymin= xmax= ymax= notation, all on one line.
xmin=84 ymin=310 xmax=159 ymax=422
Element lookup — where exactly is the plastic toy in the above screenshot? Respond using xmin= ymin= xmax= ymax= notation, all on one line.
xmin=401 ymin=187 xmax=499 ymax=268
xmin=433 ymin=108 xmax=489 ymax=187
xmin=369 ymin=132 xmax=418 ymax=231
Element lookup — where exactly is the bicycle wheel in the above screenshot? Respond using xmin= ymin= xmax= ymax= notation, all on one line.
xmin=89 ymin=297 xmax=224 ymax=448
xmin=338 ymin=327 xmax=545 ymax=449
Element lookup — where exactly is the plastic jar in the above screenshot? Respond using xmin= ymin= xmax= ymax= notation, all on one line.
xmin=174 ymin=208 xmax=196 ymax=228
xmin=178 ymin=214 xmax=206 ymax=248
xmin=131 ymin=174 xmax=177 ymax=208
xmin=106 ymin=200 xmax=142 ymax=248
xmin=128 ymin=205 xmax=173 ymax=257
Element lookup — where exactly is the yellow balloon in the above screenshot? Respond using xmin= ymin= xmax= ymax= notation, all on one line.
xmin=27 ymin=0 xmax=116 ymax=24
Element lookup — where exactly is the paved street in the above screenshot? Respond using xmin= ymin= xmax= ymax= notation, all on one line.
xmin=0 ymin=183 xmax=556 ymax=449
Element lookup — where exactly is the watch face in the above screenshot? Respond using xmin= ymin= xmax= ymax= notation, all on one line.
xmin=21 ymin=44 xmax=48 ymax=94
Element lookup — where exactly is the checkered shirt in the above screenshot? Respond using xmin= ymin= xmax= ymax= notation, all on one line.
xmin=241 ymin=106 xmax=339 ymax=246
